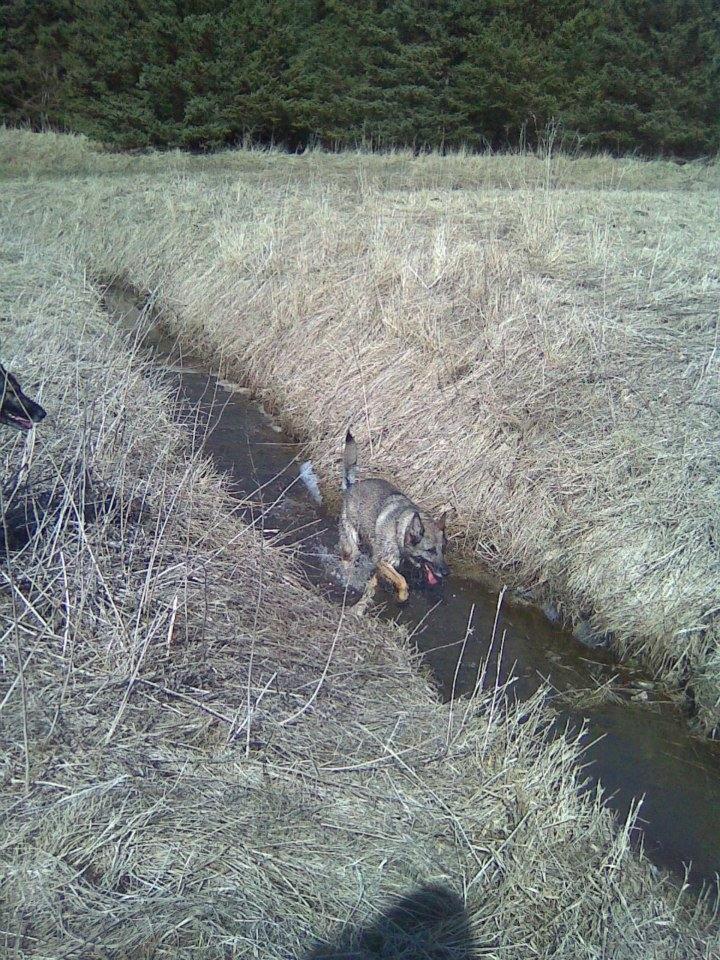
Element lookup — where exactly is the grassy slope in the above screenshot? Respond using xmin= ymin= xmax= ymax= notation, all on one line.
xmin=1 ymin=165 xmax=719 ymax=959
xmin=1 ymin=130 xmax=719 ymax=737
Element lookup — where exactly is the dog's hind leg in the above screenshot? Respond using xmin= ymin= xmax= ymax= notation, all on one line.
xmin=352 ymin=573 xmax=378 ymax=617
xmin=376 ymin=561 xmax=409 ymax=603
xmin=338 ymin=515 xmax=359 ymax=582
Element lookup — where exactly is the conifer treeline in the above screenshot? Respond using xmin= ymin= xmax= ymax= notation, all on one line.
xmin=2 ymin=1 xmax=719 ymax=157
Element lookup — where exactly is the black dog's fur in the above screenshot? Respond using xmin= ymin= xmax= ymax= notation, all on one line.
xmin=0 ymin=361 xmax=46 ymax=431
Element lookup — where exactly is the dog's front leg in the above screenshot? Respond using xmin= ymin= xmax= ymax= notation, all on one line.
xmin=376 ymin=561 xmax=409 ymax=603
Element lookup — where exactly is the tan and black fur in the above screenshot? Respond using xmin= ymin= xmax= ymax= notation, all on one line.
xmin=339 ymin=431 xmax=449 ymax=602
xmin=0 ymin=362 xmax=46 ymax=431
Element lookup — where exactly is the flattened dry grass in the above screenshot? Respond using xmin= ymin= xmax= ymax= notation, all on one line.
xmin=1 ymin=189 xmax=719 ymax=959
xmin=3 ymin=130 xmax=716 ymax=732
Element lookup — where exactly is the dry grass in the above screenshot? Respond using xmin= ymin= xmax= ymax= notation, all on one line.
xmin=2 ymin=129 xmax=716 ymax=732
xmin=1 ymin=168 xmax=719 ymax=959
xmin=2 ymin=125 xmax=719 ymax=192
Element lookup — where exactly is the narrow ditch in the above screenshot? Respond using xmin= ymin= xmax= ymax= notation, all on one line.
xmin=105 ymin=283 xmax=720 ymax=890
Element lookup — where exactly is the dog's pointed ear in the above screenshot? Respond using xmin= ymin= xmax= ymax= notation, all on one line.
xmin=405 ymin=512 xmax=424 ymax=548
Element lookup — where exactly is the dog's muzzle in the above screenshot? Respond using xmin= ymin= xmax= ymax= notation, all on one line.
xmin=0 ymin=398 xmax=46 ymax=431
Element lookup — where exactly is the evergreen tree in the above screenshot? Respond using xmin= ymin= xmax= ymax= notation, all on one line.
xmin=553 ymin=0 xmax=720 ymax=155
xmin=370 ymin=1 xmax=448 ymax=149
xmin=0 ymin=0 xmax=75 ymax=128
xmin=444 ymin=1 xmax=557 ymax=149
xmin=1 ymin=0 xmax=717 ymax=156
xmin=282 ymin=1 xmax=387 ymax=148
xmin=210 ymin=0 xmax=314 ymax=148
xmin=61 ymin=0 xmax=154 ymax=147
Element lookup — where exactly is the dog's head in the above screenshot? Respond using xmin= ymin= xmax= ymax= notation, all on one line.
xmin=0 ymin=363 xmax=47 ymax=431
xmin=403 ymin=509 xmax=450 ymax=587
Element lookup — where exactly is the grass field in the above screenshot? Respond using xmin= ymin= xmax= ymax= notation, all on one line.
xmin=2 ymin=128 xmax=718 ymax=733
xmin=2 ymin=145 xmax=719 ymax=957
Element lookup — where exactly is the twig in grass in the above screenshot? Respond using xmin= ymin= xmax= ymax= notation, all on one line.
xmin=279 ymin=581 xmax=350 ymax=727
xmin=446 ymin=602 xmax=475 ymax=745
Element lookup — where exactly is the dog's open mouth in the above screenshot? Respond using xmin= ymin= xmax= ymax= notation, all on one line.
xmin=1 ymin=410 xmax=36 ymax=431
xmin=424 ymin=563 xmax=441 ymax=588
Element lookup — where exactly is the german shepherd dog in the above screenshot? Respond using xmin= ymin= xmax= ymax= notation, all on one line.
xmin=339 ymin=431 xmax=449 ymax=602
xmin=0 ymin=362 xmax=46 ymax=431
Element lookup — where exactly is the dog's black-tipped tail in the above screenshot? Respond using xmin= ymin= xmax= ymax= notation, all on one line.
xmin=343 ymin=430 xmax=358 ymax=490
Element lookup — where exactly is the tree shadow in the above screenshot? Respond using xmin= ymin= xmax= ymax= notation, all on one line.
xmin=304 ymin=883 xmax=477 ymax=960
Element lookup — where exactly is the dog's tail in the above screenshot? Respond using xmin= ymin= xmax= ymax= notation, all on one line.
xmin=342 ymin=430 xmax=358 ymax=490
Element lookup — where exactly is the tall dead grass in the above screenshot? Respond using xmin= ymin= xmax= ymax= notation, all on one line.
xmin=2 ymin=125 xmax=719 ymax=192
xmin=3 ymin=130 xmax=716 ymax=731
xmin=1 ymin=179 xmax=719 ymax=958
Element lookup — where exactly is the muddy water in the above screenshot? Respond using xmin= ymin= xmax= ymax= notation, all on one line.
xmin=107 ymin=287 xmax=720 ymax=889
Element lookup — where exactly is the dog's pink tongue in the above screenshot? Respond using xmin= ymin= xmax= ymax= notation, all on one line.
xmin=426 ymin=567 xmax=439 ymax=587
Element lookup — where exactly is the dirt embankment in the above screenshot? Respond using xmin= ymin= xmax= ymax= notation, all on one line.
xmin=1 ymin=161 xmax=718 ymax=956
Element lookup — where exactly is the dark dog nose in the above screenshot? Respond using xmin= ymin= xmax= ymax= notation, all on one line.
xmin=436 ymin=560 xmax=449 ymax=578
xmin=26 ymin=400 xmax=47 ymax=423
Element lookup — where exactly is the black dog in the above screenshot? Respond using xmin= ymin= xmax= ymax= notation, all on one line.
xmin=0 ymin=361 xmax=46 ymax=430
